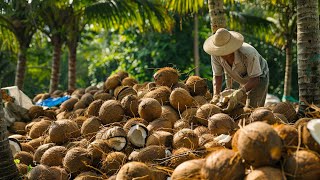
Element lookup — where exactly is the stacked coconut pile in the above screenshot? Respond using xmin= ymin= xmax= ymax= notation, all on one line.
xmin=7 ymin=67 xmax=320 ymax=180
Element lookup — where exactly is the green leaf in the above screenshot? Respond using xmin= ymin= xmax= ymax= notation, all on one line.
xmin=14 ymin=159 xmax=20 ymax=164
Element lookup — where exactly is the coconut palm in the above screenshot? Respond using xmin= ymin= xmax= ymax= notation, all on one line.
xmin=0 ymin=94 xmax=19 ymax=179
xmin=297 ymin=0 xmax=320 ymax=111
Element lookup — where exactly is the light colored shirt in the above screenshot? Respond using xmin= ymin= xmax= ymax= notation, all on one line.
xmin=211 ymin=42 xmax=269 ymax=85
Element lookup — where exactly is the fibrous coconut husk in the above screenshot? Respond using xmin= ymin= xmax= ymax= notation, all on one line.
xmin=27 ymin=165 xmax=55 ymax=180
xmin=272 ymin=102 xmax=297 ymax=123
xmin=116 ymin=70 xmax=129 ymax=80
xmin=48 ymin=120 xmax=80 ymax=144
xmin=73 ymin=100 xmax=87 ymax=110
xmin=173 ymin=119 xmax=190 ymax=130
xmin=171 ymin=159 xmax=204 ymax=180
xmin=104 ymin=74 xmax=121 ymax=90
xmin=60 ymin=98 xmax=79 ymax=112
xmin=121 ymin=94 xmax=139 ymax=117
xmin=28 ymin=106 xmax=44 ymax=119
xmin=185 ymin=76 xmax=208 ymax=96
xmin=43 ymin=110 xmax=56 ymax=120
xmin=249 ymin=108 xmax=276 ymax=124
xmin=123 ymin=118 xmax=149 ymax=132
xmin=27 ymin=136 xmax=45 ymax=149
xmin=101 ymin=126 xmax=127 ymax=151
xmin=73 ymin=116 xmax=87 ymax=128
xmin=138 ymin=98 xmax=162 ymax=122
xmin=116 ymin=162 xmax=153 ymax=180
xmin=169 ymin=147 xmax=197 ymax=168
xmin=195 ymin=104 xmax=221 ymax=126
xmin=302 ymin=124 xmax=320 ymax=153
xmin=132 ymin=145 xmax=166 ymax=163
xmin=161 ymin=106 xmax=179 ymax=126
xmin=63 ymin=147 xmax=92 ymax=173
xmin=80 ymin=93 xmax=94 ymax=106
xmin=81 ymin=117 xmax=102 ymax=139
xmin=273 ymin=124 xmax=299 ymax=148
xmin=94 ymin=92 xmax=113 ymax=101
xmin=147 ymin=118 xmax=172 ymax=134
xmin=40 ymin=146 xmax=67 ymax=167
xmin=20 ymin=143 xmax=35 ymax=154
xmin=99 ymin=100 xmax=124 ymax=124
xmin=74 ymin=171 xmax=102 ymax=180
xmin=49 ymin=166 xmax=68 ymax=180
xmin=14 ymin=151 xmax=34 ymax=166
xmin=173 ymin=128 xmax=199 ymax=149
xmin=101 ymin=152 xmax=128 ymax=175
xmin=192 ymin=95 xmax=207 ymax=107
xmin=146 ymin=131 xmax=173 ymax=147
xmin=87 ymin=139 xmax=112 ymax=166
xmin=86 ymin=99 xmax=103 ymax=117
xmin=193 ymin=126 xmax=210 ymax=137
xmin=153 ymin=67 xmax=179 ymax=87
xmin=33 ymin=143 xmax=56 ymax=164
xmin=115 ymin=86 xmax=137 ymax=101
xmin=274 ymin=113 xmax=289 ymax=124
xmin=144 ymin=86 xmax=171 ymax=105
xmin=122 ymin=77 xmax=138 ymax=86
xmin=199 ymin=133 xmax=215 ymax=147
xmin=245 ymin=166 xmax=284 ymax=180
xmin=208 ymin=113 xmax=236 ymax=135
xmin=17 ymin=163 xmax=28 ymax=175
xmin=181 ymin=108 xmax=197 ymax=123
xmin=169 ymin=88 xmax=193 ymax=112
xmin=29 ymin=119 xmax=52 ymax=139
xmin=9 ymin=122 xmax=27 ymax=135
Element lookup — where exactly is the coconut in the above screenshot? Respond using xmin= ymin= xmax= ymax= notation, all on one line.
xmin=192 ymin=95 xmax=207 ymax=107
xmin=101 ymin=152 xmax=128 ymax=175
xmin=193 ymin=126 xmax=210 ymax=137
xmin=94 ymin=92 xmax=113 ymax=101
xmin=208 ymin=113 xmax=236 ymax=135
xmin=49 ymin=166 xmax=68 ymax=180
xmin=27 ymin=165 xmax=55 ymax=180
xmin=143 ymin=86 xmax=171 ymax=105
xmin=85 ymin=86 xmax=99 ymax=93
xmin=29 ymin=119 xmax=52 ymax=139
xmin=138 ymin=98 xmax=162 ymax=122
xmin=86 ymin=99 xmax=103 ymax=117
xmin=33 ymin=93 xmax=45 ymax=103
xmin=17 ymin=163 xmax=28 ymax=175
xmin=245 ymin=166 xmax=284 ymax=180
xmin=272 ymin=102 xmax=297 ymax=123
xmin=9 ymin=134 xmax=27 ymax=142
xmin=123 ymin=118 xmax=149 ymax=132
xmin=237 ymin=122 xmax=283 ymax=167
xmin=63 ymin=147 xmax=92 ymax=173
xmin=74 ymin=171 xmax=102 ymax=180
xmin=26 ymin=136 xmax=45 ymax=149
xmin=40 ymin=146 xmax=67 ymax=167
xmin=201 ymin=149 xmax=245 ymax=180
xmin=171 ymin=159 xmax=204 ymax=180
xmin=122 ymin=77 xmax=138 ymax=86
xmin=9 ymin=122 xmax=27 ymax=135
xmin=121 ymin=94 xmax=139 ymax=117
xmin=284 ymin=150 xmax=320 ymax=179
xmin=116 ymin=70 xmax=129 ymax=80
xmin=60 ymin=98 xmax=79 ymax=112
xmin=199 ymin=133 xmax=215 ymax=147
xmin=169 ymin=147 xmax=197 ymax=168
xmin=116 ymin=162 xmax=153 ymax=180
xmin=63 ymin=138 xmax=89 ymax=149
xmin=102 ymin=126 xmax=127 ymax=151
xmin=20 ymin=143 xmax=35 ymax=154
xmin=43 ymin=110 xmax=56 ymax=120
xmin=173 ymin=119 xmax=190 ymax=130
xmin=104 ymin=74 xmax=121 ymax=90
xmin=302 ymin=124 xmax=320 ymax=153
xmin=195 ymin=104 xmax=221 ymax=126
xmin=150 ymin=166 xmax=168 ymax=180
xmin=127 ymin=123 xmax=148 ymax=148
xmin=137 ymin=89 xmax=148 ymax=99
xmin=73 ymin=100 xmax=87 ymax=110
xmin=274 ymin=113 xmax=289 ymax=124
xmin=173 ymin=128 xmax=199 ymax=149
xmin=48 ymin=120 xmax=80 ymax=144
xmin=99 ymin=100 xmax=124 ymax=124
xmin=28 ymin=106 xmax=45 ymax=119
xmin=181 ymin=108 xmax=197 ymax=123
xmin=185 ymin=76 xmax=208 ymax=96
xmin=87 ymin=139 xmax=112 ymax=166
xmin=231 ymin=129 xmax=240 ymax=151
xmin=171 ymin=82 xmax=189 ymax=91
xmin=14 ymin=151 xmax=34 ymax=166
xmin=73 ymin=116 xmax=87 ymax=128
xmin=115 ymin=86 xmax=137 ymax=101
xmin=169 ymin=88 xmax=193 ymax=112
xmin=161 ymin=105 xmax=179 ymax=126
xmin=132 ymin=145 xmax=166 ymax=163
xmin=147 ymin=118 xmax=172 ymax=134
xmin=81 ymin=117 xmax=102 ymax=139
xmin=249 ymin=108 xmax=276 ymax=124
xmin=146 ymin=131 xmax=173 ymax=147
xmin=273 ymin=124 xmax=299 ymax=148
xmin=72 ymin=88 xmax=85 ymax=96
xmin=153 ymin=67 xmax=179 ymax=87
xmin=133 ymin=83 xmax=145 ymax=92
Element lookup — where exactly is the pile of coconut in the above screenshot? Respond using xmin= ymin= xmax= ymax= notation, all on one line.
xmin=8 ymin=67 xmax=320 ymax=180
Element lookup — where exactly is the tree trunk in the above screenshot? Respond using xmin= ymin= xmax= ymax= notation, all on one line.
xmin=49 ymin=36 xmax=63 ymax=93
xmin=283 ymin=38 xmax=293 ymax=102
xmin=67 ymin=43 xmax=77 ymax=91
xmin=208 ymin=0 xmax=226 ymax=33
xmin=297 ymin=0 xmax=320 ymax=112
xmin=14 ymin=47 xmax=27 ymax=90
xmin=194 ymin=14 xmax=200 ymax=76
xmin=0 ymin=94 xmax=19 ymax=180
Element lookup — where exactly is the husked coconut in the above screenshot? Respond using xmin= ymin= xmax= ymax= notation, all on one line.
xmin=60 ymin=98 xmax=79 ymax=112
xmin=63 ymin=147 xmax=92 ymax=173
xmin=121 ymin=94 xmax=139 ymax=117
xmin=123 ymin=118 xmax=149 ymax=132
xmin=49 ymin=166 xmax=68 ymax=180
xmin=26 ymin=136 xmax=45 ymax=149
xmin=116 ymin=70 xmax=129 ymax=80
xmin=193 ymin=126 xmax=210 ymax=137
xmin=127 ymin=123 xmax=148 ymax=148
xmin=14 ymin=151 xmax=34 ymax=166
xmin=153 ymin=67 xmax=179 ymax=87
xmin=208 ymin=113 xmax=236 ymax=135
xmin=43 ymin=110 xmax=56 ymax=120
xmin=171 ymin=159 xmax=204 ymax=180
xmin=192 ymin=95 xmax=207 ymax=107
xmin=169 ymin=147 xmax=197 ymax=168
xmin=27 ymin=165 xmax=55 ymax=180
xmin=237 ymin=122 xmax=283 ymax=167
xmin=138 ymin=98 xmax=162 ymax=122
xmin=116 ymin=162 xmax=153 ymax=180
xmin=73 ymin=100 xmax=87 ymax=110
xmin=245 ymin=166 xmax=284 ymax=180
xmin=173 ymin=128 xmax=199 ymax=149
xmin=169 ymin=88 xmax=193 ymax=112
xmin=94 ymin=92 xmax=113 ymax=101
xmin=104 ymin=74 xmax=121 ymax=90
xmin=28 ymin=106 xmax=44 ymax=119
xmin=74 ymin=171 xmax=102 ymax=180
xmin=231 ymin=129 xmax=240 ymax=151
xmin=86 ymin=99 xmax=103 ymax=117
xmin=81 ymin=117 xmax=102 ymax=139
xmin=17 ymin=163 xmax=28 ymax=175
xmin=199 ymin=133 xmax=215 ymax=147
xmin=73 ymin=116 xmax=87 ymax=128
xmin=29 ymin=119 xmax=52 ymax=139
xmin=147 ymin=118 xmax=172 ymax=134
xmin=122 ymin=77 xmax=138 ymax=86
xmin=274 ymin=113 xmax=289 ymax=124
xmin=302 ymin=123 xmax=320 ymax=153
xmin=273 ymin=124 xmax=298 ymax=147
xmin=40 ymin=146 xmax=67 ymax=167
xmin=181 ymin=108 xmax=198 ymax=123
xmin=115 ymin=86 xmax=137 ymax=101
xmin=131 ymin=145 xmax=166 ymax=163
xmin=102 ymin=126 xmax=127 ymax=151
xmin=173 ymin=119 xmax=190 ymax=130
xmin=195 ymin=104 xmax=221 ymax=126
xmin=80 ymin=93 xmax=94 ymax=106
xmin=101 ymin=152 xmax=127 ymax=175
xmin=48 ymin=120 xmax=80 ymax=144
xmin=161 ymin=105 xmax=179 ymax=126
xmin=201 ymin=149 xmax=245 ymax=180
xmin=146 ymin=131 xmax=173 ymax=147
xmin=143 ymin=86 xmax=171 ymax=105
xmin=99 ymin=100 xmax=124 ymax=124
xmin=185 ymin=76 xmax=208 ymax=96
xmin=249 ymin=108 xmax=276 ymax=124
xmin=33 ymin=143 xmax=56 ymax=164
xmin=87 ymin=139 xmax=112 ymax=166
xmin=272 ymin=102 xmax=297 ymax=123
xmin=20 ymin=143 xmax=35 ymax=154
xmin=9 ymin=122 xmax=27 ymax=135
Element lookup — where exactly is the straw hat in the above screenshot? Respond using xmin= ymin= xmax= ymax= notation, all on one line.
xmin=203 ymin=28 xmax=244 ymax=56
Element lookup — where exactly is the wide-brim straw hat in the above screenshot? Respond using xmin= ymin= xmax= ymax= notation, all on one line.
xmin=203 ymin=28 xmax=244 ymax=56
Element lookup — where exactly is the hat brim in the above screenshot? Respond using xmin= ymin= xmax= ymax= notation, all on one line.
xmin=203 ymin=31 xmax=244 ymax=56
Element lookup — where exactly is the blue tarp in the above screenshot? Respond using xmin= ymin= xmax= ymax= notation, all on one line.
xmin=36 ymin=95 xmax=70 ymax=107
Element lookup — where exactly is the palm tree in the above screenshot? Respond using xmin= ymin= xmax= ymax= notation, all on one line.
xmin=0 ymin=0 xmax=37 ymax=90
xmin=297 ymin=0 xmax=320 ymax=111
xmin=0 ymin=94 xmax=19 ymax=179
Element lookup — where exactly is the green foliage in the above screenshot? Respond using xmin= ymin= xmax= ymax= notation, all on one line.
xmin=14 ymin=159 xmax=20 ymax=164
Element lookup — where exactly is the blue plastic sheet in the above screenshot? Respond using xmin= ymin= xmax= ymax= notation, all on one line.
xmin=36 ymin=95 xmax=70 ymax=107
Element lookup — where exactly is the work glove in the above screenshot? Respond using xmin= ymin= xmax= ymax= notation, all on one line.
xmin=223 ymin=88 xmax=246 ymax=113
xmin=210 ymin=94 xmax=220 ymax=105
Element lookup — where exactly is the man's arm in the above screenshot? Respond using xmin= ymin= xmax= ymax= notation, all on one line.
xmin=243 ymin=76 xmax=260 ymax=92
xmin=214 ymin=75 xmax=223 ymax=95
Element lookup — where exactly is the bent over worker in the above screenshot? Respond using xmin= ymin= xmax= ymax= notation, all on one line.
xmin=203 ymin=28 xmax=269 ymax=112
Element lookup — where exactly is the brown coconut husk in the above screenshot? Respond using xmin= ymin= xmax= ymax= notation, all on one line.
xmin=195 ymin=104 xmax=221 ymax=126
xmin=27 ymin=165 xmax=56 ymax=180
xmin=17 ymin=163 xmax=28 ymax=175
xmin=73 ymin=100 xmax=87 ymax=110
xmin=123 ymin=118 xmax=149 ymax=132
xmin=74 ymin=171 xmax=103 ymax=180
xmin=94 ymin=92 xmax=113 ymax=101
xmin=273 ymin=124 xmax=299 ymax=148
xmin=116 ymin=162 xmax=153 ymax=180
xmin=115 ymin=86 xmax=137 ymax=101
xmin=27 ymin=136 xmax=45 ymax=149
xmin=101 ymin=152 xmax=128 ymax=175
xmin=87 ymin=139 xmax=112 ymax=166
xmin=192 ymin=95 xmax=207 ymax=107
xmin=80 ymin=93 xmax=94 ymax=106
xmin=48 ymin=120 xmax=80 ymax=144
xmin=169 ymin=88 xmax=193 ymax=112
xmin=169 ymin=148 xmax=198 ymax=168
xmin=249 ymin=108 xmax=277 ymax=125
xmin=181 ymin=108 xmax=198 ymax=123
xmin=171 ymin=82 xmax=189 ymax=91
xmin=121 ymin=94 xmax=139 ymax=118
xmin=63 ymin=147 xmax=92 ymax=174
xmin=40 ymin=146 xmax=67 ymax=167
xmin=153 ymin=67 xmax=179 ymax=87
xmin=146 ymin=131 xmax=173 ymax=147
xmin=122 ymin=77 xmax=138 ymax=86
xmin=20 ymin=143 xmax=35 ymax=154
xmin=98 ymin=100 xmax=124 ymax=125
xmin=81 ymin=117 xmax=102 ymax=139
xmin=29 ymin=119 xmax=52 ymax=139
xmin=245 ymin=166 xmax=285 ymax=180
xmin=104 ymin=74 xmax=121 ymax=90
xmin=85 ymin=99 xmax=103 ymax=117
xmin=14 ymin=151 xmax=34 ymax=166
xmin=43 ymin=110 xmax=56 ymax=120
xmin=208 ymin=113 xmax=236 ymax=135
xmin=147 ymin=118 xmax=172 ymax=134
xmin=199 ymin=133 xmax=215 ymax=147
xmin=173 ymin=128 xmax=199 ymax=150
xmin=171 ymin=159 xmax=204 ymax=180
xmin=173 ymin=119 xmax=191 ymax=130
xmin=193 ymin=126 xmax=210 ymax=137
xmin=144 ymin=86 xmax=171 ymax=105
xmin=49 ymin=166 xmax=69 ymax=180
xmin=60 ymin=98 xmax=79 ymax=112
xmin=73 ymin=116 xmax=87 ymax=128
xmin=272 ymin=102 xmax=298 ymax=123
xmin=116 ymin=70 xmax=129 ymax=80
xmin=302 ymin=124 xmax=320 ymax=153
xmin=161 ymin=106 xmax=179 ymax=126
xmin=28 ymin=106 xmax=45 ymax=119
xmin=138 ymin=98 xmax=162 ymax=122
xmin=9 ymin=122 xmax=27 ymax=135
xmin=185 ymin=76 xmax=208 ymax=96
xmin=33 ymin=143 xmax=56 ymax=164
xmin=132 ymin=145 xmax=166 ymax=163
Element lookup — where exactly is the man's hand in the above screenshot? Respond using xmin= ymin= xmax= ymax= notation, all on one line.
xmin=210 ymin=94 xmax=220 ymax=105
xmin=223 ymin=88 xmax=246 ymax=112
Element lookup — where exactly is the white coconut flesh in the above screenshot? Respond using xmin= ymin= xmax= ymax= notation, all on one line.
xmin=9 ymin=138 xmax=22 ymax=156
xmin=307 ymin=119 xmax=320 ymax=144
xmin=107 ymin=137 xmax=127 ymax=151
xmin=127 ymin=124 xmax=148 ymax=147
xmin=214 ymin=134 xmax=232 ymax=144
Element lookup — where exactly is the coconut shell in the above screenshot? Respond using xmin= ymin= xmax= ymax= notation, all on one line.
xmin=116 ymin=70 xmax=129 ymax=80
xmin=133 ymin=84 xmax=145 ymax=92
xmin=147 ymin=118 xmax=172 ymax=134
xmin=171 ymin=159 xmax=204 ymax=180
xmin=132 ymin=145 xmax=166 ymax=163
xmin=73 ymin=116 xmax=87 ymax=128
xmin=195 ymin=104 xmax=221 ymax=126
xmin=201 ymin=149 xmax=245 ymax=180
xmin=49 ymin=166 xmax=68 ymax=180
xmin=144 ymin=86 xmax=171 ymax=105
xmin=101 ymin=152 xmax=128 ymax=175
xmin=29 ymin=119 xmax=52 ymax=139
xmin=121 ymin=94 xmax=139 ymax=117
xmin=284 ymin=150 xmax=320 ymax=180
xmin=153 ymin=67 xmax=179 ymax=87
xmin=208 ymin=113 xmax=236 ymax=135
xmin=231 ymin=129 xmax=240 ymax=152
xmin=21 ymin=143 xmax=35 ymax=154
xmin=123 ymin=118 xmax=149 ymax=132
xmin=169 ymin=147 xmax=197 ymax=168
xmin=192 ymin=95 xmax=207 ymax=107
xmin=27 ymin=136 xmax=45 ymax=150
xmin=63 ymin=147 xmax=92 ymax=173
xmin=28 ymin=106 xmax=45 ymax=119
xmin=87 ymin=139 xmax=112 ymax=166
xmin=60 ymin=98 xmax=79 ymax=112
xmin=185 ymin=76 xmax=208 ymax=96
xmin=94 ymin=92 xmax=113 ymax=101
xmin=273 ymin=124 xmax=299 ymax=148
xmin=169 ymin=88 xmax=193 ymax=112
xmin=237 ymin=122 xmax=283 ymax=167
xmin=272 ymin=102 xmax=297 ymax=123
xmin=199 ymin=133 xmax=216 ymax=147
xmin=138 ymin=98 xmax=162 ymax=122
xmin=116 ymin=86 xmax=137 ymax=101
xmin=173 ymin=119 xmax=190 ymax=130
xmin=74 ymin=171 xmax=102 ymax=180
xmin=161 ymin=106 xmax=179 ymax=126
xmin=104 ymin=74 xmax=121 ymax=90
xmin=146 ymin=131 xmax=173 ymax=147
xmin=181 ymin=108 xmax=197 ymax=123
xmin=171 ymin=82 xmax=189 ymax=91
xmin=122 ymin=77 xmax=138 ymax=86
xmin=249 ymin=108 xmax=276 ymax=124
xmin=193 ymin=126 xmax=210 ymax=137
xmin=48 ymin=120 xmax=80 ymax=144
xmin=14 ymin=151 xmax=34 ymax=166
xmin=245 ymin=166 xmax=284 ymax=180
xmin=43 ymin=110 xmax=56 ymax=120
xmin=73 ymin=100 xmax=87 ymax=110
xmin=81 ymin=117 xmax=102 ymax=139
xmin=302 ymin=124 xmax=320 ymax=153
xmin=116 ymin=162 xmax=153 ymax=180
xmin=40 ymin=146 xmax=67 ymax=167
xmin=173 ymin=128 xmax=199 ymax=149
xmin=17 ymin=163 xmax=28 ymax=175
xmin=86 ymin=99 xmax=103 ymax=117
xmin=27 ymin=165 xmax=55 ymax=180
xmin=85 ymin=86 xmax=99 ymax=93
xmin=99 ymin=100 xmax=125 ymax=124
xmin=274 ymin=113 xmax=289 ymax=124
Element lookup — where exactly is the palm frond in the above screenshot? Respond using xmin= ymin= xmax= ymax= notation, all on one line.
xmin=164 ymin=0 xmax=205 ymax=14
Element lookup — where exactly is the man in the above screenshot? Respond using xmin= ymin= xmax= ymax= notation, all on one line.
xmin=203 ymin=28 xmax=269 ymax=112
